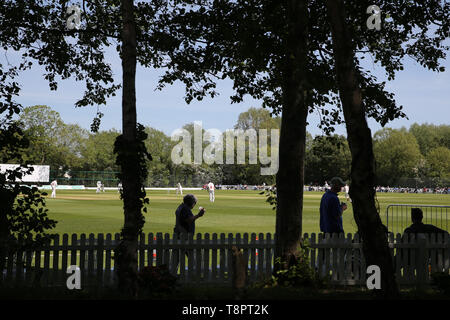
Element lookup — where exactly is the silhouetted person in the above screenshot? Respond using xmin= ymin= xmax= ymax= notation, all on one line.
xmin=400 ymin=208 xmax=448 ymax=270
xmin=173 ymin=194 xmax=205 ymax=236
xmin=171 ymin=194 xmax=205 ymax=275
xmin=319 ymin=177 xmax=348 ymax=234
xmin=404 ymin=208 xmax=448 ymax=236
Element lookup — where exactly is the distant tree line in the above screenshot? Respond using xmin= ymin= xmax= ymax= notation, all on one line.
xmin=4 ymin=105 xmax=449 ymax=188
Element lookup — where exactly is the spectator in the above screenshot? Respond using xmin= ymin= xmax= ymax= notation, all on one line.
xmin=172 ymin=194 xmax=205 ymax=274
xmin=404 ymin=208 xmax=448 ymax=236
xmin=319 ymin=177 xmax=348 ymax=234
xmin=399 ymin=208 xmax=448 ymax=270
xmin=173 ymin=194 xmax=206 ymax=236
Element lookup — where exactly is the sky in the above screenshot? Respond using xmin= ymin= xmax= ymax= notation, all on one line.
xmin=5 ymin=43 xmax=450 ymax=138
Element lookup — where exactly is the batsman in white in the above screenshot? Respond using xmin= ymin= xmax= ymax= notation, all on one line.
xmin=96 ymin=180 xmax=102 ymax=193
xmin=50 ymin=179 xmax=57 ymax=198
xmin=207 ymin=181 xmax=215 ymax=202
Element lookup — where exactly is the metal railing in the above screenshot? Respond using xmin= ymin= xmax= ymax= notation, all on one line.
xmin=386 ymin=204 xmax=450 ymax=235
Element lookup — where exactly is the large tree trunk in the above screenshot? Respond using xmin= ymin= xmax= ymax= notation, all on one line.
xmin=275 ymin=0 xmax=308 ymax=268
xmin=325 ymin=0 xmax=399 ymax=298
xmin=115 ymin=0 xmax=142 ymax=296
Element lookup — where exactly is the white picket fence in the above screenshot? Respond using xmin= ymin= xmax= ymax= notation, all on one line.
xmin=1 ymin=232 xmax=449 ymax=288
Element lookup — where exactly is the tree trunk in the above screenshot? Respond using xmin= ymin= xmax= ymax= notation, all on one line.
xmin=325 ymin=0 xmax=399 ymax=298
xmin=0 ymin=190 xmax=11 ymax=282
xmin=116 ymin=0 xmax=141 ymax=296
xmin=275 ymin=0 xmax=308 ymax=269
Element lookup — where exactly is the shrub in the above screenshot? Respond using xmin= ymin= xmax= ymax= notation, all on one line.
xmin=262 ymin=241 xmax=328 ymax=289
xmin=138 ymin=265 xmax=178 ymax=297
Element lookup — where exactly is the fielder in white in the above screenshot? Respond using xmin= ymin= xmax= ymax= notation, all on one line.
xmin=176 ymin=182 xmax=183 ymax=195
xmin=344 ymin=184 xmax=351 ymax=202
xmin=207 ymin=181 xmax=215 ymax=202
xmin=96 ymin=180 xmax=102 ymax=193
xmin=50 ymin=179 xmax=57 ymax=198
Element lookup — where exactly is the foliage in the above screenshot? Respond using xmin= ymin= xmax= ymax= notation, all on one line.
xmin=425 ymin=147 xmax=450 ymax=186
xmin=80 ymin=129 xmax=120 ymax=171
xmin=0 ymin=168 xmax=57 ymax=244
xmin=373 ymin=128 xmax=422 ymax=186
xmin=410 ymin=123 xmax=450 ymax=155
xmin=262 ymin=241 xmax=327 ymax=289
xmin=234 ymin=107 xmax=281 ymax=131
xmin=9 ymin=104 xmax=450 ymax=188
xmin=0 ymin=105 xmax=56 ymax=269
xmin=138 ymin=265 xmax=178 ymax=297
xmin=305 ymin=135 xmax=351 ymax=185
xmin=259 ymin=185 xmax=277 ymax=210
xmin=18 ymin=105 xmax=88 ymax=174
xmin=114 ymin=123 xmax=152 ymax=232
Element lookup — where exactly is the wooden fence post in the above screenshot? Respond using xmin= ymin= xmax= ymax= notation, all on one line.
xmin=211 ymin=233 xmax=218 ymax=282
xmin=97 ymin=233 xmax=104 ymax=286
xmin=105 ymin=234 xmax=112 ymax=285
xmin=61 ymin=234 xmax=68 ymax=286
xmin=416 ymin=235 xmax=428 ymax=289
xmin=203 ymin=233 xmax=211 ymax=282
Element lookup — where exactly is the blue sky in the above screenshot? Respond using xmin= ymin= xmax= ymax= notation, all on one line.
xmin=6 ymin=45 xmax=450 ymax=137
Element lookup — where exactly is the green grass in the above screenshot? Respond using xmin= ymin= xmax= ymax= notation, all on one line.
xmin=42 ymin=189 xmax=450 ymax=236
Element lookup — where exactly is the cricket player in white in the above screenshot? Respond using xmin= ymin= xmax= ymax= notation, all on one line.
xmin=344 ymin=184 xmax=351 ymax=202
xmin=50 ymin=179 xmax=57 ymax=198
xmin=208 ymin=181 xmax=215 ymax=202
xmin=176 ymin=182 xmax=183 ymax=195
xmin=96 ymin=180 xmax=102 ymax=193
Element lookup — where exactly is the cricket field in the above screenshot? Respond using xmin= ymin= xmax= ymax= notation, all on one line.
xmin=42 ymin=189 xmax=450 ymax=236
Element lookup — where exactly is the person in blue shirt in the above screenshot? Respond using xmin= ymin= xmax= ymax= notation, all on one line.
xmin=320 ymin=177 xmax=348 ymax=234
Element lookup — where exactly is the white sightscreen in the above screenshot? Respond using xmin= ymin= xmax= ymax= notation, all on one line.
xmin=0 ymin=164 xmax=50 ymax=182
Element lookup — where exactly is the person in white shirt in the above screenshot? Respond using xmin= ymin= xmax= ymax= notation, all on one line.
xmin=96 ymin=180 xmax=102 ymax=193
xmin=50 ymin=179 xmax=57 ymax=198
xmin=118 ymin=182 xmax=123 ymax=193
xmin=344 ymin=184 xmax=351 ymax=202
xmin=207 ymin=181 xmax=215 ymax=202
xmin=176 ymin=182 xmax=183 ymax=195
